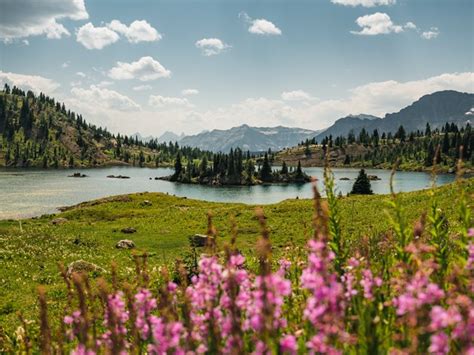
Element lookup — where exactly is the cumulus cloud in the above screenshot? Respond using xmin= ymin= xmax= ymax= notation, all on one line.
xmin=182 ymin=89 xmax=199 ymax=96
xmin=76 ymin=23 xmax=120 ymax=49
xmin=107 ymin=20 xmax=161 ymax=43
xmin=149 ymin=95 xmax=192 ymax=108
xmin=281 ymin=90 xmax=313 ymax=101
xmin=133 ymin=84 xmax=152 ymax=91
xmin=331 ymin=0 xmax=396 ymax=7
xmin=351 ymin=12 xmax=409 ymax=35
xmin=239 ymin=12 xmax=282 ymax=35
xmin=108 ymin=56 xmax=171 ymax=81
xmin=0 ymin=0 xmax=88 ymax=42
xmin=421 ymin=27 xmax=440 ymax=40
xmin=76 ymin=71 xmax=86 ymax=78
xmin=195 ymin=38 xmax=231 ymax=56
xmin=70 ymin=85 xmax=140 ymax=112
xmin=62 ymin=61 xmax=70 ymax=68
xmin=0 ymin=70 xmax=59 ymax=94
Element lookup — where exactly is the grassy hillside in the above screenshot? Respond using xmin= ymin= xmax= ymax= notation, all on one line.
xmin=0 ymin=178 xmax=472 ymax=333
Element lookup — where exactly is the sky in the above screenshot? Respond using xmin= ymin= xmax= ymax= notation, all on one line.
xmin=0 ymin=0 xmax=473 ymax=137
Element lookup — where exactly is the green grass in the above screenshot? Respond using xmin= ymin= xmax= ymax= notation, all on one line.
xmin=0 ymin=179 xmax=472 ymax=333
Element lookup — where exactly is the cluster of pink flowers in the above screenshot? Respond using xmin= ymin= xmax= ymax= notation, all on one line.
xmin=59 ymin=227 xmax=473 ymax=354
xmin=301 ymin=239 xmax=348 ymax=354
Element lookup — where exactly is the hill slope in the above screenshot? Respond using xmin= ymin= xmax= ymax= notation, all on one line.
xmin=0 ymin=86 xmax=206 ymax=168
xmin=315 ymin=90 xmax=473 ymax=141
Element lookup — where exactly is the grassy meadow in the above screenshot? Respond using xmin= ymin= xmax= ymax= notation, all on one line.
xmin=0 ymin=177 xmax=472 ymax=338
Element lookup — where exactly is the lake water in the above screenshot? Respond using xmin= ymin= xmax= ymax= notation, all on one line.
xmin=0 ymin=167 xmax=455 ymax=219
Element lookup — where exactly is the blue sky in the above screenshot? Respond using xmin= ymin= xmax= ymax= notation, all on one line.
xmin=0 ymin=0 xmax=473 ymax=136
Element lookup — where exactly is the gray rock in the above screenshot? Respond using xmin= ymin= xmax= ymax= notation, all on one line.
xmin=121 ymin=227 xmax=137 ymax=234
xmin=368 ymin=175 xmax=381 ymax=181
xmin=188 ymin=234 xmax=214 ymax=247
xmin=141 ymin=200 xmax=153 ymax=206
xmin=66 ymin=260 xmax=105 ymax=277
xmin=116 ymin=239 xmax=135 ymax=249
xmin=51 ymin=217 xmax=68 ymax=225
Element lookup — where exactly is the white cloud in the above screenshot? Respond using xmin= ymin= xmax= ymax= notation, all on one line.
xmin=76 ymin=71 xmax=86 ymax=78
xmin=404 ymin=22 xmax=417 ymax=30
xmin=96 ymin=80 xmax=114 ymax=88
xmin=76 ymin=23 xmax=120 ymax=49
xmin=0 ymin=0 xmax=88 ymax=42
xmin=239 ymin=12 xmax=282 ymax=36
xmin=70 ymin=85 xmax=140 ymax=112
xmin=182 ymin=89 xmax=199 ymax=96
xmin=351 ymin=12 xmax=406 ymax=35
xmin=108 ymin=56 xmax=171 ymax=81
xmin=133 ymin=84 xmax=152 ymax=91
xmin=281 ymin=90 xmax=313 ymax=101
xmin=331 ymin=0 xmax=396 ymax=7
xmin=421 ymin=27 xmax=440 ymax=40
xmin=107 ymin=20 xmax=161 ymax=43
xmin=195 ymin=38 xmax=231 ymax=56
xmin=0 ymin=71 xmax=60 ymax=94
xmin=149 ymin=95 xmax=192 ymax=108
xmin=62 ymin=61 xmax=70 ymax=68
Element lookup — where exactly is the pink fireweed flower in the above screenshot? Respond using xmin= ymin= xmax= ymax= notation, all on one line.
xmin=245 ymin=271 xmax=291 ymax=332
xmin=186 ymin=256 xmax=224 ymax=344
xmin=100 ymin=291 xmax=129 ymax=350
xmin=146 ymin=318 xmax=186 ymax=354
xmin=429 ymin=332 xmax=449 ymax=355
xmin=301 ymin=239 xmax=348 ymax=353
xmin=134 ymin=289 xmax=157 ymax=340
xmin=280 ymin=334 xmax=297 ymax=355
xmin=468 ymin=228 xmax=474 ymax=238
xmin=468 ymin=243 xmax=474 ymax=270
xmin=360 ymin=269 xmax=382 ymax=301
xmin=71 ymin=344 xmax=96 ymax=355
xmin=392 ymin=271 xmax=444 ymax=316
xmin=429 ymin=305 xmax=462 ymax=331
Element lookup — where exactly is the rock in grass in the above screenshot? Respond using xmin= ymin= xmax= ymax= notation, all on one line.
xmin=141 ymin=200 xmax=152 ymax=206
xmin=189 ymin=234 xmax=214 ymax=247
xmin=66 ymin=260 xmax=105 ymax=277
xmin=121 ymin=227 xmax=137 ymax=234
xmin=116 ymin=239 xmax=135 ymax=249
xmin=51 ymin=217 xmax=68 ymax=225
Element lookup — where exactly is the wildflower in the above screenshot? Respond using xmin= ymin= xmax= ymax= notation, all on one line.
xmin=301 ymin=239 xmax=348 ymax=353
xmin=429 ymin=332 xmax=449 ymax=354
xmin=280 ymin=334 xmax=297 ymax=355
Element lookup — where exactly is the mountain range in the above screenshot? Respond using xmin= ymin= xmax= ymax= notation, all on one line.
xmin=315 ymin=90 xmax=473 ymax=141
xmin=139 ymin=90 xmax=472 ymax=152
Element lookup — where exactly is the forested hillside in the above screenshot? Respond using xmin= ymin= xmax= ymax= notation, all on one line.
xmin=278 ymin=122 xmax=474 ymax=172
xmin=0 ymin=85 xmax=209 ymax=168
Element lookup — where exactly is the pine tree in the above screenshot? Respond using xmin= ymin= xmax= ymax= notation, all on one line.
xmin=350 ymin=169 xmax=373 ymax=195
xmin=295 ymin=160 xmax=303 ymax=179
xmin=280 ymin=161 xmax=288 ymax=175
xmin=174 ymin=152 xmax=182 ymax=177
xmin=259 ymin=153 xmax=273 ymax=182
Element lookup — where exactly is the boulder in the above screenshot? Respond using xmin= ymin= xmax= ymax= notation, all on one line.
xmin=51 ymin=217 xmax=68 ymax=225
xmin=68 ymin=172 xmax=87 ymax=178
xmin=368 ymin=175 xmax=381 ymax=181
xmin=121 ymin=227 xmax=137 ymax=234
xmin=116 ymin=239 xmax=135 ymax=249
xmin=66 ymin=260 xmax=105 ymax=277
xmin=141 ymin=200 xmax=153 ymax=207
xmin=107 ymin=175 xmax=131 ymax=179
xmin=339 ymin=177 xmax=350 ymax=181
xmin=189 ymin=234 xmax=214 ymax=247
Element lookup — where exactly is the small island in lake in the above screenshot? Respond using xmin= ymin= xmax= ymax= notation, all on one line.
xmin=159 ymin=149 xmax=311 ymax=186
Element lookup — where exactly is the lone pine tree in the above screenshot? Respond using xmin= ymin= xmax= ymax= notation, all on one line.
xmin=351 ymin=169 xmax=373 ymax=195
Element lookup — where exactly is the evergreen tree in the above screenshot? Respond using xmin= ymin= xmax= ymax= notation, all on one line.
xmin=174 ymin=152 xmax=183 ymax=177
xmin=259 ymin=153 xmax=273 ymax=182
xmin=350 ymin=169 xmax=373 ymax=195
xmin=280 ymin=161 xmax=288 ymax=175
xmin=295 ymin=160 xmax=304 ymax=179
